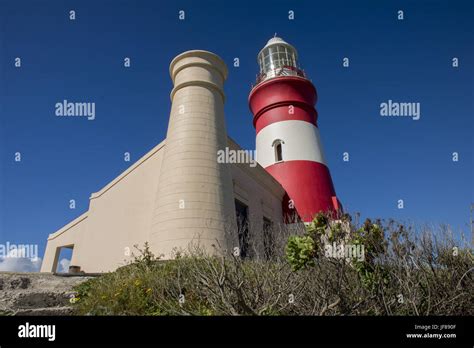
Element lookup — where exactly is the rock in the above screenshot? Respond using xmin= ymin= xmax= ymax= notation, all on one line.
xmin=0 ymin=272 xmax=94 ymax=316
xmin=10 ymin=277 xmax=31 ymax=290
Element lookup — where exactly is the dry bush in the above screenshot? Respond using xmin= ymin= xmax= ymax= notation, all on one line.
xmin=73 ymin=215 xmax=473 ymax=316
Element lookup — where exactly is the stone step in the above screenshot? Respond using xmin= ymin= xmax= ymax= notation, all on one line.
xmin=15 ymin=306 xmax=74 ymax=316
xmin=12 ymin=291 xmax=72 ymax=309
xmin=0 ymin=272 xmax=93 ymax=316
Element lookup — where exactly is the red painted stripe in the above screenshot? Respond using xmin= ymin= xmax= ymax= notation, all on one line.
xmin=249 ymin=76 xmax=318 ymax=131
xmin=254 ymin=104 xmax=317 ymax=134
xmin=265 ymin=160 xmax=339 ymax=222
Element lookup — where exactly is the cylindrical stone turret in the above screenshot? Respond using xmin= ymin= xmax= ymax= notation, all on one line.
xmin=151 ymin=50 xmax=236 ymax=258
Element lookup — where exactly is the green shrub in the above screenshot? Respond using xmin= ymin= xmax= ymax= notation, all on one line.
xmin=72 ymin=217 xmax=473 ymax=316
xmin=285 ymin=235 xmax=316 ymax=271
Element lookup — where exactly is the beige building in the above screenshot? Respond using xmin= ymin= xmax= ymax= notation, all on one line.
xmin=41 ymin=50 xmax=286 ymax=273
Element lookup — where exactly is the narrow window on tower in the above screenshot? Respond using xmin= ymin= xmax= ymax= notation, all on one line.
xmin=263 ymin=217 xmax=274 ymax=260
xmin=276 ymin=143 xmax=282 ymax=161
xmin=272 ymin=139 xmax=284 ymax=162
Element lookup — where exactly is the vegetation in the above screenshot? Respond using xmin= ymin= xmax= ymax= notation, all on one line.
xmin=73 ymin=214 xmax=473 ymax=316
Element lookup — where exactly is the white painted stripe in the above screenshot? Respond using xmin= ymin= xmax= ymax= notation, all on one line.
xmin=256 ymin=120 xmax=327 ymax=168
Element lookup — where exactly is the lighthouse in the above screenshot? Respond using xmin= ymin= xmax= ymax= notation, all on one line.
xmin=249 ymin=37 xmax=341 ymax=222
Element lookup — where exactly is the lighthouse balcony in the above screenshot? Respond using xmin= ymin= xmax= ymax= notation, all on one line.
xmin=254 ymin=66 xmax=306 ymax=85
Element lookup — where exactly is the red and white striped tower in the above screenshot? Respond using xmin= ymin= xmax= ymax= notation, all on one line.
xmin=249 ymin=37 xmax=341 ymax=222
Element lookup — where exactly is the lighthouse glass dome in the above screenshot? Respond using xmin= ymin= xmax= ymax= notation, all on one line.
xmin=256 ymin=37 xmax=304 ymax=82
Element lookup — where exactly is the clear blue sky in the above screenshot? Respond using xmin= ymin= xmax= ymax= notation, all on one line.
xmin=0 ymin=0 xmax=472 ymax=264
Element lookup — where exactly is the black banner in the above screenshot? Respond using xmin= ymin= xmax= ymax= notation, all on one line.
xmin=0 ymin=316 xmax=471 ymax=346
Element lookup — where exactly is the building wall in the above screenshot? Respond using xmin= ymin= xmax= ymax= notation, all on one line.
xmin=41 ymin=136 xmax=285 ymax=273
xmin=228 ymin=137 xmax=284 ymax=225
xmin=228 ymin=137 xmax=285 ymax=256
xmin=41 ymin=141 xmax=166 ymax=273
xmin=40 ymin=213 xmax=88 ymax=273
xmin=41 ymin=50 xmax=287 ymax=274
xmin=79 ymin=141 xmax=165 ymax=272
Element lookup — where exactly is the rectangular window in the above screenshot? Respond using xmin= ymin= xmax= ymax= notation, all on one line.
xmin=263 ymin=217 xmax=274 ymax=260
xmin=235 ymin=199 xmax=249 ymax=258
